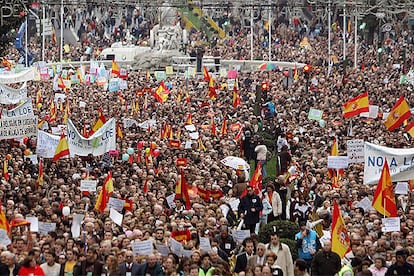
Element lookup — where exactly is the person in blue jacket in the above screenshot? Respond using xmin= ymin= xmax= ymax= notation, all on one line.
xmin=295 ymin=220 xmax=321 ymax=271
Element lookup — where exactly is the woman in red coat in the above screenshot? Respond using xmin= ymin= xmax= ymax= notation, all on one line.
xmin=18 ymin=254 xmax=45 ymax=276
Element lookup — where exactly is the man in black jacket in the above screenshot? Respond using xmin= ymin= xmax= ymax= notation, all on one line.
xmin=311 ymin=240 xmax=341 ymax=276
xmin=119 ymin=250 xmax=142 ymax=276
xmin=239 ymin=186 xmax=263 ymax=234
xmin=233 ymin=237 xmax=255 ymax=273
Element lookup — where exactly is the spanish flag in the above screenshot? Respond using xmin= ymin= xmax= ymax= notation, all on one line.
xmin=63 ymin=101 xmax=70 ymax=124
xmin=185 ymin=91 xmax=190 ymax=103
xmin=328 ymin=137 xmax=344 ymax=181
xmin=405 ymin=121 xmax=414 ymax=138
xmin=3 ymin=160 xmax=9 ymax=182
xmin=197 ymin=187 xmax=210 ymax=202
xmin=331 ymin=201 xmax=351 ymax=258
xmin=176 ymin=158 xmax=187 ymax=167
xmin=49 ymin=100 xmax=57 ymax=123
xmin=185 ymin=113 xmax=192 ymax=125
xmin=343 ymin=92 xmax=369 ymax=118
xmin=53 ymin=133 xmax=70 ymax=162
xmin=38 ymin=115 xmax=50 ymax=129
xmin=384 ymin=96 xmax=412 ymax=131
xmin=198 ymin=138 xmax=206 ymax=151
xmin=220 ymin=116 xmax=228 ymax=136
xmin=36 ymin=159 xmax=44 ymax=188
xmin=293 ymin=64 xmax=299 ymax=81
xmin=122 ymin=198 xmax=133 ymax=212
xmin=169 ymin=140 xmax=181 ymax=149
xmin=89 ymin=108 xmax=106 ymax=135
xmin=1 ymin=57 xmax=11 ymax=69
xmin=372 ymin=159 xmax=398 ymax=217
xmin=211 ymin=119 xmax=217 ymax=136
xmin=232 ymin=80 xmax=241 ymax=108
xmin=203 ymin=66 xmax=210 ymax=82
xmin=117 ymin=122 xmax=123 ymax=139
xmin=82 ymin=122 xmax=88 ymax=138
xmin=35 ymin=88 xmax=42 ymax=106
xmin=208 ymin=77 xmax=217 ymax=100
xmin=0 ymin=204 xmax=10 ymax=233
xmin=95 ymin=171 xmax=114 ymax=213
xmin=51 ymin=25 xmax=57 ymax=46
xmin=143 ymin=178 xmax=149 ymax=193
xmin=175 ymin=169 xmax=191 ymax=210
xmin=111 ymin=60 xmax=120 ymax=76
xmin=153 ymin=81 xmax=170 ymax=104
xmin=57 ymin=76 xmax=66 ymax=89
xmin=240 ymin=162 xmax=262 ymax=198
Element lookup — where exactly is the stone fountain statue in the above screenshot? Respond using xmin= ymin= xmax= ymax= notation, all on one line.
xmin=131 ymin=4 xmax=188 ymax=71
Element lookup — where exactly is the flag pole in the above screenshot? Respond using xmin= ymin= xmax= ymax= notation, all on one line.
xmin=60 ymin=0 xmax=63 ymax=66
xmin=250 ymin=0 xmax=253 ymax=61
xmin=343 ymin=3 xmax=346 ymax=62
xmin=42 ymin=4 xmax=45 ymax=62
xmin=25 ymin=15 xmax=28 ymax=67
xmin=268 ymin=0 xmax=271 ymax=62
xmin=327 ymin=0 xmax=332 ymax=76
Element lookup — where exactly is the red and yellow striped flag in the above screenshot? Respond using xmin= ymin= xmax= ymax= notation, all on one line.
xmin=53 ymin=134 xmax=70 ymax=162
xmin=331 ymin=201 xmax=350 ymax=258
xmin=3 ymin=160 xmax=9 ymax=182
xmin=372 ymin=159 xmax=398 ymax=217
xmin=36 ymin=159 xmax=44 ymax=188
xmin=384 ymin=96 xmax=411 ymax=131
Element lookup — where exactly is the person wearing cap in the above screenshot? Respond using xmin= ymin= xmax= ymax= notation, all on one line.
xmin=385 ymin=249 xmax=414 ymax=276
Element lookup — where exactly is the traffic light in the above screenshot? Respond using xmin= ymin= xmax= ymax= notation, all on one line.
xmin=303 ymin=64 xmax=311 ymax=79
xmin=261 ymin=82 xmax=269 ymax=92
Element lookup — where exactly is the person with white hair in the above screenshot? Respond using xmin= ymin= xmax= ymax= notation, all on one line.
xmin=0 ymin=251 xmax=19 ymax=276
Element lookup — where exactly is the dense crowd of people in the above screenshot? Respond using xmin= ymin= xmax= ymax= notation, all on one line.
xmin=1 ymin=3 xmax=414 ymax=276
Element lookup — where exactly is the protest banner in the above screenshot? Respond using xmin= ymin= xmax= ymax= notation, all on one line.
xmin=123 ymin=118 xmax=139 ymax=128
xmin=37 ymin=130 xmax=60 ymax=158
xmin=364 ymin=142 xmax=414 ymax=184
xmin=38 ymin=222 xmax=56 ymax=234
xmin=66 ymin=118 xmax=116 ymax=156
xmin=0 ymin=82 xmax=27 ymax=104
xmin=308 ymin=108 xmax=323 ymax=121
xmin=0 ymin=69 xmax=35 ymax=84
xmin=80 ymin=180 xmax=97 ymax=192
xmin=327 ymin=156 xmax=349 ymax=169
xmin=347 ymin=139 xmax=365 ymax=164
xmin=1 ymin=100 xmax=34 ymax=118
xmin=0 ymin=116 xmax=37 ymax=140
xmin=132 ymin=240 xmax=153 ymax=256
